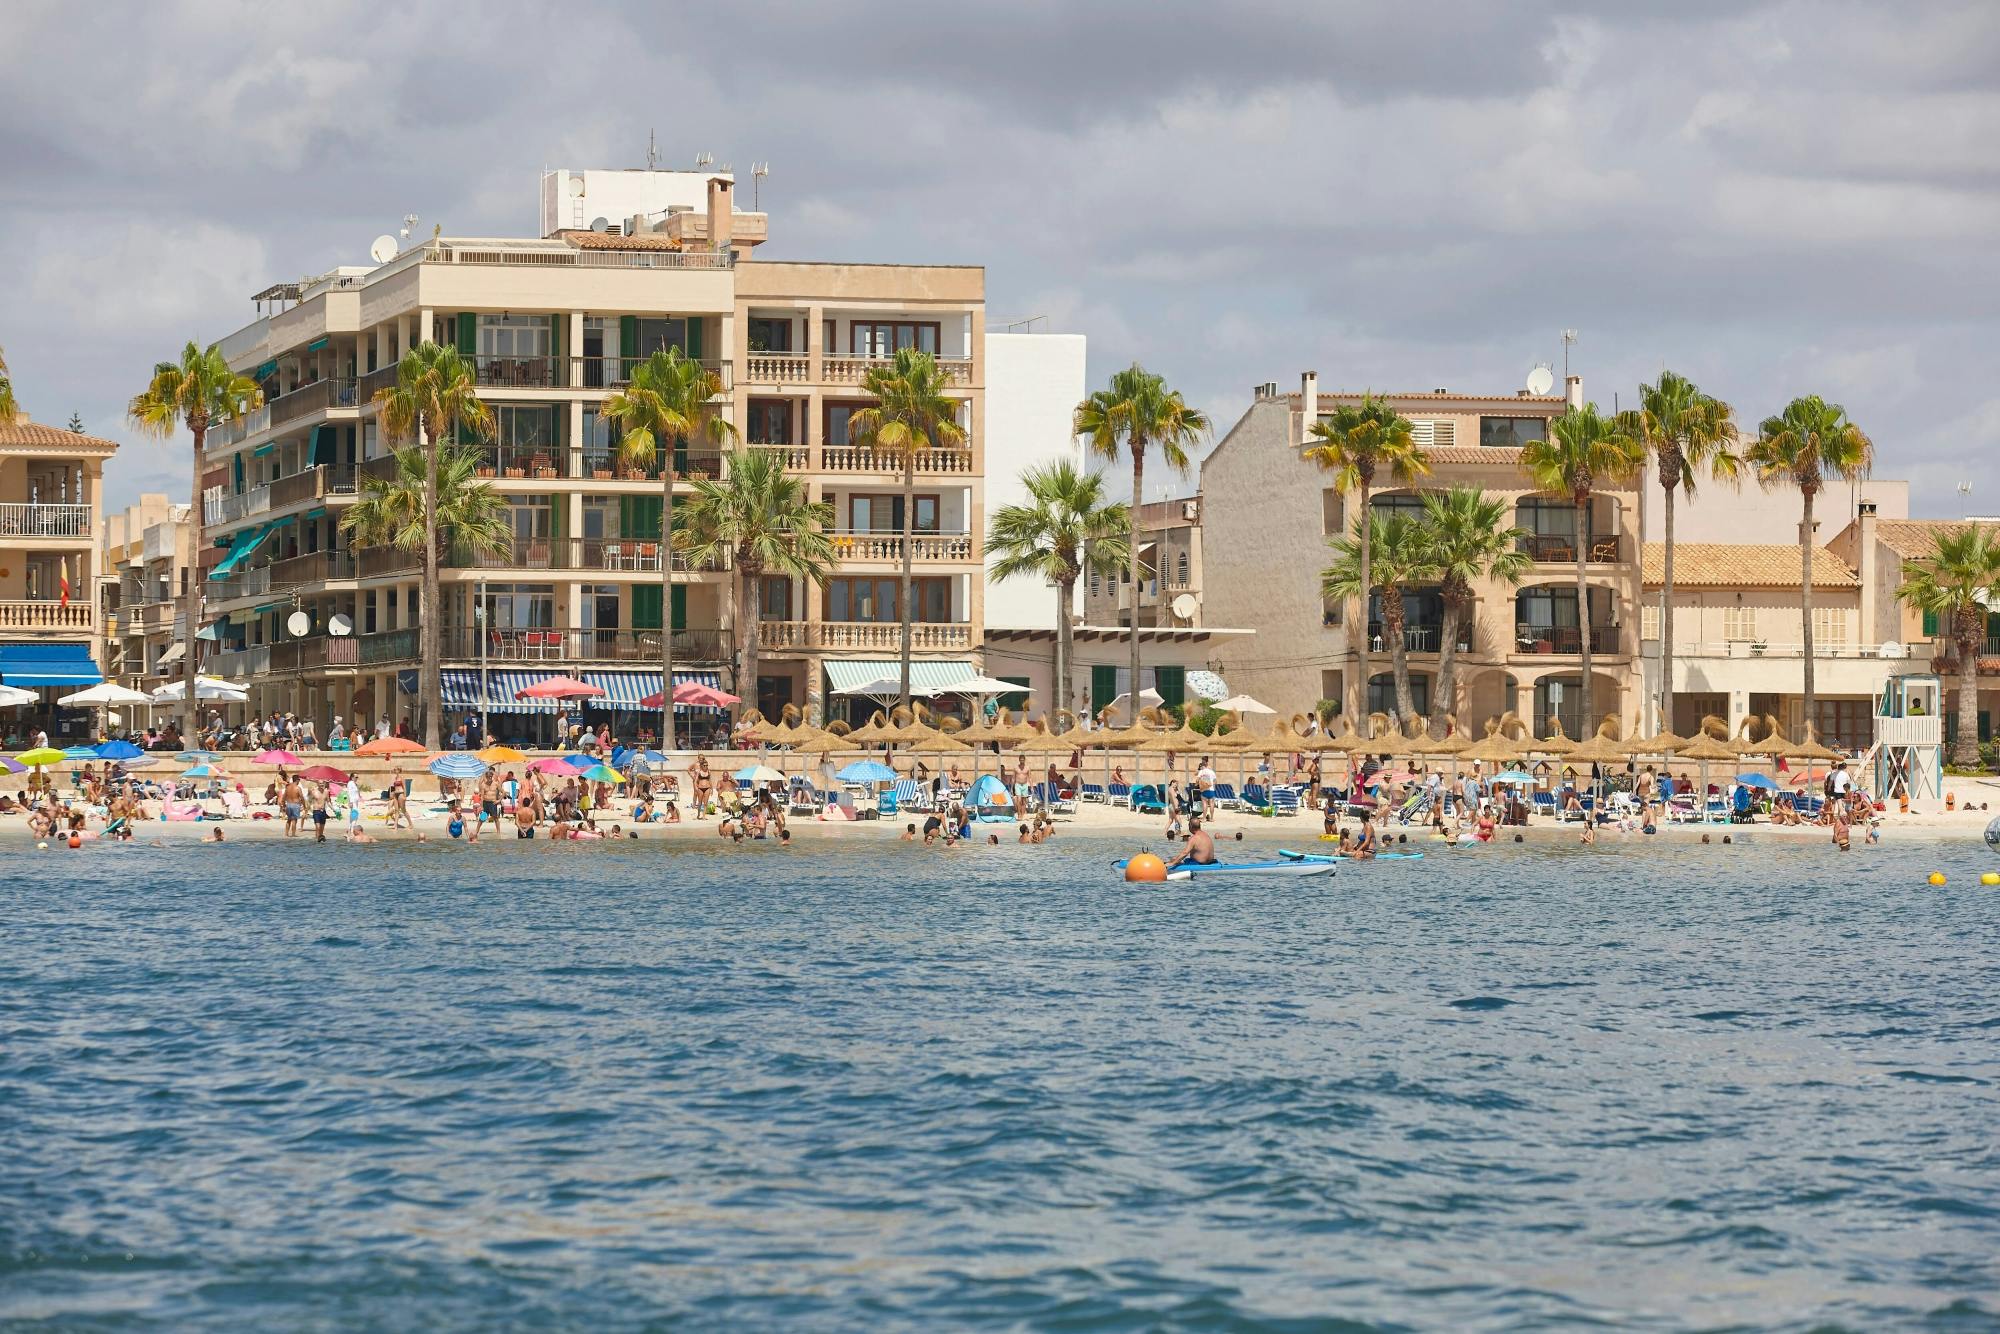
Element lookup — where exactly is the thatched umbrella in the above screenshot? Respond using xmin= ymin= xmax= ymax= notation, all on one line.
xmin=1533 ymin=718 xmax=1578 ymax=759
xmin=1675 ymin=731 xmax=1739 ymax=818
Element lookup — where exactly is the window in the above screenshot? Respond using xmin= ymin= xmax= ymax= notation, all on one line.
xmin=1723 ymin=605 xmax=1757 ymax=642
xmin=480 ymin=583 xmax=554 ymax=629
xmin=847 ymin=494 xmax=938 ymax=533
xmin=1320 ymin=670 xmax=1343 ymax=711
xmin=747 ymin=317 xmax=793 ymax=353
xmin=851 ymin=322 xmax=940 ymax=356
xmin=1321 ymin=488 xmax=1345 ymax=537
xmin=581 ymin=499 xmax=617 ymax=541
xmin=494 ymin=405 xmax=557 ymax=451
xmin=578 ymin=585 xmax=618 ymax=629
xmin=761 ymin=577 xmax=793 ymax=620
xmin=1408 ymin=420 xmax=1457 ymax=448
xmin=581 ymin=408 xmax=622 ymax=466
xmin=1175 ymin=551 xmax=1189 ymax=586
xmin=1090 ymin=571 xmax=1101 ymax=596
xmin=634 ymin=317 xmax=688 ymax=356
xmin=1323 ymin=596 xmax=1342 ymax=626
xmin=1641 ymin=603 xmax=1661 ymax=641
xmin=1481 ymin=416 xmax=1548 ymax=448
xmin=477 ymin=314 xmax=551 ymax=358
xmin=824 ymin=577 xmax=953 ymax=622
xmin=1813 ymin=698 xmax=1872 ymax=752
xmin=825 ymin=403 xmax=866 ymax=446
xmin=1813 ymin=606 xmax=1850 ymax=651
xmin=506 ymin=497 xmax=551 ymax=541
xmin=1370 ymin=494 xmax=1429 ymax=521
xmin=1368 ymin=672 xmax=1430 ymax=716
xmin=747 ymin=399 xmax=793 ymax=445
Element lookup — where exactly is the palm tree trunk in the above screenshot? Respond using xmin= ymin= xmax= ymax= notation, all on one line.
xmin=896 ymin=449 xmax=916 ymax=710
xmin=1659 ymin=484 xmax=1676 ymax=735
xmin=659 ymin=461 xmax=676 ymax=750
xmin=1435 ymin=595 xmax=1462 ymax=735
xmin=420 ymin=421 xmax=442 ymax=749
xmin=183 ymin=422 xmax=206 ymax=743
xmin=1956 ymin=610 xmax=1981 ymax=766
xmin=1799 ymin=487 xmax=1816 ymax=735
xmin=1576 ymin=493 xmax=1594 ymax=734
xmin=1385 ymin=589 xmax=1415 ymax=722
xmin=1055 ymin=575 xmax=1074 ymax=724
xmin=1354 ymin=480 xmax=1371 ymax=722
xmin=739 ymin=560 xmax=762 ymax=719
xmin=1128 ymin=444 xmax=1145 ymax=723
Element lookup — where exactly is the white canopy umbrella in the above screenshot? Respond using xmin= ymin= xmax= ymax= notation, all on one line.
xmin=1107 ymin=687 xmax=1164 ymax=723
xmin=1213 ymin=693 xmax=1276 ymax=715
xmin=0 ymin=684 xmax=38 ymax=708
xmin=59 ymin=683 xmax=155 ymax=707
xmin=152 ymin=677 xmax=249 ymax=703
xmin=933 ymin=673 xmax=1024 ymax=699
xmin=835 ymin=675 xmax=940 ymax=707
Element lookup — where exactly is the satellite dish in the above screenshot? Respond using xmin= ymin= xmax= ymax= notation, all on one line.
xmin=369 ymin=234 xmax=398 ymax=264
xmin=1525 ymin=365 xmax=1555 ymax=396
xmin=567 ymin=176 xmax=586 ymax=197
xmin=1171 ymin=593 xmax=1198 ymax=621
xmin=286 ymin=611 xmax=312 ymax=637
xmin=328 ymin=613 xmax=353 ymax=637
xmin=589 ymin=216 xmax=611 ymax=233
xmin=1878 ymin=640 xmax=1903 ymax=659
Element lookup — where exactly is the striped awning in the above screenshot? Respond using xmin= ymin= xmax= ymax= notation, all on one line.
xmin=823 ymin=658 xmax=979 ymax=694
xmin=434 ymin=667 xmax=724 ymax=714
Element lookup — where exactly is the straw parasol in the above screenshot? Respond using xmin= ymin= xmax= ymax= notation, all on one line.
xmin=845 ymin=715 xmax=897 ymax=746
xmin=1533 ymin=718 xmax=1578 ymax=757
xmin=1458 ymin=721 xmax=1521 ymax=766
xmin=793 ymin=731 xmax=850 ymax=755
xmin=1676 ymin=732 xmax=1738 ymax=762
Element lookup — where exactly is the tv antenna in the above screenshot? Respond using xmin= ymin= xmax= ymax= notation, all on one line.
xmin=694 ymin=151 xmax=714 ymax=170
xmin=1958 ymin=480 xmax=1973 ymax=517
xmin=751 ymin=162 xmax=768 ymax=210
xmin=1561 ymin=329 xmax=1578 ymax=380
xmin=399 ymin=213 xmax=419 ymax=240
xmin=646 ymin=129 xmax=658 ymax=170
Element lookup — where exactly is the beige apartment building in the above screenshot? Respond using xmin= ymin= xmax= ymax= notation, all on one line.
xmin=101 ymin=494 xmax=194 ymax=693
xmin=1082 ymin=494 xmax=1203 ymax=629
xmin=0 ymin=419 xmax=116 ymax=737
xmin=196 ymin=168 xmax=997 ymax=738
xmin=1202 ymin=375 xmax=1638 ymax=735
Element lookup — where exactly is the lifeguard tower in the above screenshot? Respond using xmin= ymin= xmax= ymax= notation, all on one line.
xmin=1873 ymin=674 xmax=1943 ymax=810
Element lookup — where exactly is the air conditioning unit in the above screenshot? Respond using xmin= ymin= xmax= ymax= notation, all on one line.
xmin=1181 ymin=500 xmax=1199 ymax=523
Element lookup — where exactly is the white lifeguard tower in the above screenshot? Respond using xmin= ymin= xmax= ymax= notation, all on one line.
xmin=1874 ymin=674 xmax=1943 ymax=810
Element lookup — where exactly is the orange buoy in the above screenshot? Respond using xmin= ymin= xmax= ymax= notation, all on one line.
xmin=67 ymin=832 xmax=81 ymax=849
xmin=1124 ymin=852 xmax=1169 ymax=883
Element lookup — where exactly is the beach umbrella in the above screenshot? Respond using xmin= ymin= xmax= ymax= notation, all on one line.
xmin=117 ymin=755 xmax=161 ymax=770
xmin=1493 ymin=769 xmax=1536 ymax=784
xmin=734 ymin=763 xmax=785 ymax=783
xmin=835 ymin=760 xmax=897 ymax=784
xmin=920 ymin=732 xmax=973 ymax=755
xmin=845 ymin=717 xmax=896 ymax=747
xmin=254 ymin=748 xmax=303 ymax=767
xmin=638 ymin=680 xmax=741 ymax=709
xmin=527 ymin=756 xmax=578 ymax=774
xmin=0 ymin=684 xmax=38 ymax=708
xmin=794 ymin=731 xmax=850 ymax=754
xmin=478 ymin=744 xmax=528 ymax=763
xmin=60 ymin=682 xmax=154 ymax=707
xmin=579 ymin=763 xmax=625 ymax=784
xmin=515 ymin=674 xmax=604 ymax=702
xmin=1532 ymin=722 xmax=1578 ymax=757
xmin=297 ymin=765 xmax=349 ymax=784
xmin=354 ymin=736 xmax=427 ymax=757
xmin=0 ymin=757 xmax=25 ymax=774
xmin=180 ymin=762 xmax=226 ymax=778
xmin=152 ymin=677 xmax=248 ymax=703
xmin=61 ymin=745 xmax=101 ymax=760
xmin=1738 ymin=772 xmax=1780 ymax=790
xmin=618 ymin=748 xmax=671 ymax=770
xmin=94 ymin=738 xmax=144 ymax=760
xmin=1457 ymin=730 xmax=1520 ymax=767
xmin=18 ymin=747 xmax=66 ymax=768
xmin=1212 ymin=693 xmax=1275 ymax=715
xmin=1106 ymin=687 xmax=1164 ymax=723
xmin=429 ymin=753 xmax=490 ymax=779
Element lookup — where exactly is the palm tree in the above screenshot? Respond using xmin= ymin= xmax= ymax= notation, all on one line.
xmin=1304 ymin=394 xmax=1430 ymax=719
xmin=676 ymin=449 xmax=837 ymax=716
xmin=128 ymin=342 xmax=264 ymax=740
xmin=0 ymin=346 xmax=20 ymax=425
xmin=1323 ymin=510 xmax=1437 ymax=723
xmin=1520 ymin=402 xmax=1643 ymax=732
xmin=1621 ymin=371 xmax=1739 ymax=733
xmin=987 ymin=462 xmax=1132 ymax=722
xmin=1743 ymin=395 xmax=1874 ymax=729
xmin=371 ymin=343 xmax=492 ymax=748
xmin=1897 ymin=526 xmax=2000 ymax=766
xmin=603 ymin=347 xmax=735 ymax=750
xmin=1074 ymin=364 xmax=1210 ymax=721
xmin=847 ymin=349 xmax=967 ymax=709
xmin=1421 ymin=486 xmax=1531 ymax=730
xmin=341 ymin=442 xmax=513 ymax=568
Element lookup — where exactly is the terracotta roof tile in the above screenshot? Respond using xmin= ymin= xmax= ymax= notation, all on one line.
xmin=0 ymin=419 xmax=119 ymax=452
xmin=1642 ymin=542 xmax=1858 ymax=589
xmin=1871 ymin=519 xmax=2000 ymax=559
xmin=557 ymin=229 xmax=687 ymax=252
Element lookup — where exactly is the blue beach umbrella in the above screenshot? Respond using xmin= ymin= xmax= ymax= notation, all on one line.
xmin=62 ymin=745 xmax=101 ymax=760
xmin=1493 ymin=769 xmax=1536 ymax=784
xmin=562 ymin=753 xmax=597 ymax=771
xmin=178 ymin=750 xmax=221 ymax=763
xmin=619 ymin=749 xmax=669 ymax=771
xmin=96 ymin=739 xmax=144 ymax=760
xmin=1736 ymin=773 xmax=1780 ymax=790
xmin=836 ymin=760 xmax=897 ymax=784
xmin=180 ymin=763 xmax=225 ymax=778
xmin=429 ymin=754 xmax=490 ymax=779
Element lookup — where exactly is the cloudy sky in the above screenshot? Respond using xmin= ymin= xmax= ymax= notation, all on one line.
xmin=3 ymin=1 xmax=1996 ymax=516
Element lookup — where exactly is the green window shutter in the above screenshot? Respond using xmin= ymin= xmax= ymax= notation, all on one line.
xmin=619 ymin=316 xmax=638 ymax=359
xmin=455 ymin=313 xmax=476 ymax=356
xmin=685 ymin=317 xmax=704 ymax=360
xmin=550 ymin=499 xmax=566 ymax=541
xmin=1923 ymin=609 xmax=1938 ymax=637
xmin=1154 ymin=665 xmax=1186 ymax=710
xmin=549 ymin=314 xmax=565 ymax=366
xmin=631 ymin=584 xmax=663 ymax=630
xmin=310 ymin=426 xmax=333 ymax=466
xmin=233 ymin=455 xmax=244 ymax=491
xmin=1979 ymin=710 xmax=1990 ymax=743
xmin=1091 ymin=664 xmax=1118 ymax=716
xmin=670 ymin=585 xmax=687 ymax=631
xmin=998 ymin=676 xmax=1030 ymax=711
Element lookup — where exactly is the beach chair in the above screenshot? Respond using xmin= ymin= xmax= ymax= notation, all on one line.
xmin=1108 ymin=782 xmax=1132 ymax=807
xmin=1532 ymin=791 xmax=1557 ymax=819
xmin=891 ymin=780 xmax=928 ymax=813
xmin=1270 ymin=787 xmax=1302 ymax=817
xmin=1130 ymin=784 xmax=1166 ymax=815
xmin=1731 ymin=787 xmax=1756 ymax=823
xmin=1242 ymin=783 xmax=1269 ymax=810
xmin=1045 ymin=783 xmax=1076 ymax=814
xmin=787 ymin=780 xmax=823 ymax=816
xmin=1211 ymin=783 xmax=1238 ymax=809
xmin=1080 ymin=782 xmax=1106 ymax=803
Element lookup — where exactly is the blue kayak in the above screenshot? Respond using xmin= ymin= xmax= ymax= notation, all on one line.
xmin=1114 ymin=857 xmax=1336 ymax=881
xmin=1278 ymin=848 xmax=1425 ymax=862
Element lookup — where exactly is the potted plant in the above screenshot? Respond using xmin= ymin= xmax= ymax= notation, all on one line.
xmin=503 ymin=464 xmax=526 ymax=479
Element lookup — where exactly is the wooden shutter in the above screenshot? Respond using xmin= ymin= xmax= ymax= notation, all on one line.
xmin=1091 ymin=664 xmax=1118 ymax=716
xmin=670 ymin=585 xmax=687 ymax=632
xmin=1923 ymin=609 xmax=1938 ymax=636
xmin=455 ymin=313 xmax=476 ymax=356
xmin=631 ymin=584 xmax=663 ymax=630
xmin=685 ymin=316 xmax=704 ymax=360
xmin=1154 ymin=665 xmax=1186 ymax=709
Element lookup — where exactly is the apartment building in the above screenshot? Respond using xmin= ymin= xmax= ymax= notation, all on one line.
xmin=1202 ymin=374 xmax=1638 ymax=735
xmin=101 ymin=494 xmax=194 ymax=692
xmin=0 ymin=419 xmax=114 ymax=731
xmin=196 ymin=167 xmax=1005 ymax=736
xmin=1082 ymin=493 xmax=1203 ymax=629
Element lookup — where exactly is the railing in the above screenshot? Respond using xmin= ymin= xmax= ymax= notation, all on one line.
xmin=0 ymin=502 xmax=92 ymax=538
xmin=758 ymin=621 xmax=973 ymax=651
xmin=0 ymin=601 xmax=95 ymax=632
xmin=267 ymin=377 xmax=358 ymax=428
xmin=207 ymin=404 xmax=271 ymax=448
xmin=268 ymin=550 xmax=357 ymax=588
xmin=267 ymin=636 xmax=361 ymax=672
xmin=1366 ymin=622 xmax=1473 ymax=654
xmin=744 ymin=443 xmax=812 ymax=470
xmin=358 ymin=355 xmax=732 ymax=400
xmin=212 ymin=484 xmax=273 ymax=527
xmin=820 ymin=446 xmax=974 ymax=474
xmin=1518 ymin=534 xmax=1625 ymax=564
xmin=828 ymin=531 xmax=975 ymax=562
xmin=269 ymin=464 xmax=355 ymax=509
xmin=357 ymin=545 xmax=423 ymax=578
xmin=469 ymin=444 xmax=727 ymax=481
xmin=357 ymin=453 xmax=401 ymax=485
xmin=1685 ymin=640 xmax=1922 ymax=661
xmin=208 ymin=644 xmax=272 ymax=678
xmin=120 ymin=601 xmax=180 ymax=635
xmin=424 ymin=241 xmax=735 ymax=271
xmin=207 ymin=565 xmax=271 ymax=601
xmin=358 ymin=627 xmax=420 ymax=665
xmin=353 ymin=626 xmax=731 ymax=667
xmin=1513 ymin=624 xmax=1619 ymax=655
xmin=1875 ymin=714 xmax=1941 ymax=747
xmin=444 ymin=536 xmax=727 ymax=573
xmin=744 ymin=353 xmax=810 ymax=382
xmin=357 ymin=364 xmax=398 ymax=403
xmin=822 ymin=354 xmax=973 ymax=386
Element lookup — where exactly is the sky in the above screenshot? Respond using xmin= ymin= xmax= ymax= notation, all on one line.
xmin=3 ymin=0 xmax=1996 ymax=518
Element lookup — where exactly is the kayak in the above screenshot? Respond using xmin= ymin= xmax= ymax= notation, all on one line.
xmin=1279 ymin=848 xmax=1424 ymax=863
xmin=1113 ymin=858 xmax=1337 ymax=881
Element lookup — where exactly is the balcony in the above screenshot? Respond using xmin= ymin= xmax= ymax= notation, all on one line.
xmin=0 ymin=503 xmax=92 ymax=540
xmin=758 ymin=621 xmax=973 ymax=652
xmin=120 ymin=600 xmax=181 ymax=635
xmin=352 ymin=626 xmax=729 ymax=667
xmin=421 ymin=239 xmax=735 ymax=271
xmin=1365 ymin=622 xmax=1474 ymax=654
xmin=744 ymin=443 xmax=813 ymax=471
xmin=446 ymin=536 xmax=726 ymax=574
xmin=269 ymin=463 xmax=356 ymax=510
xmin=359 ymin=356 xmax=732 ymax=399
xmin=267 ymin=377 xmax=358 ymax=429
xmin=1517 ymin=534 xmax=1626 ymax=564
xmin=820 ymin=446 xmax=974 ymax=475
xmin=1513 ymin=624 xmax=1620 ymax=656
xmin=823 ymin=354 xmax=973 ymax=386
xmin=828 ymin=531 xmax=975 ymax=563
xmin=462 ymin=444 xmax=726 ymax=482
xmin=745 ymin=353 xmax=811 ymax=383
xmin=207 ymin=644 xmax=271 ymax=678
xmin=0 ymin=600 xmax=94 ymax=633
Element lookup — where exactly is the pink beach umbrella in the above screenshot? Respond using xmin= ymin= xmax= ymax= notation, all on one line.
xmin=254 ymin=749 xmax=303 ymax=767
xmin=638 ymin=681 xmax=742 ymax=709
xmin=514 ymin=674 xmax=605 ymax=701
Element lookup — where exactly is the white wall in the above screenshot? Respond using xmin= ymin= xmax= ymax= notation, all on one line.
xmin=539 ymin=168 xmax=731 ymax=237
xmin=982 ymin=331 xmax=1087 ymax=630
xmin=1638 ymin=454 xmax=1909 ymax=545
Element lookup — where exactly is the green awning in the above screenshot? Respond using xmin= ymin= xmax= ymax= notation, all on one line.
xmin=253 ymin=443 xmax=276 ymax=457
xmin=303 ymin=507 xmax=325 ymax=520
xmin=823 ymin=658 xmax=980 ymax=694
xmin=208 ymin=523 xmax=274 ymax=579
xmin=253 ymin=360 xmax=278 ymax=379
xmin=306 ymin=336 xmax=330 ymax=351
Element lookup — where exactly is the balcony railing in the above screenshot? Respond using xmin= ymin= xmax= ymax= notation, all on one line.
xmin=358 ymin=627 xmax=419 ymax=665
xmin=359 ymin=356 xmax=732 ymax=399
xmin=207 ymin=644 xmax=271 ymax=678
xmin=469 ymin=444 xmax=728 ymax=482
xmin=758 ymin=621 xmax=972 ymax=652
xmin=266 ymin=636 xmax=361 ymax=672
xmin=269 ymin=464 xmax=356 ymax=510
xmin=820 ymin=446 xmax=974 ymax=474
xmin=822 ymin=354 xmax=973 ymax=386
xmin=352 ymin=626 xmax=730 ymax=667
xmin=267 ymin=377 xmax=358 ymax=429
xmin=421 ymin=240 xmax=735 ymax=271
xmin=445 ymin=536 xmax=727 ymax=573
xmin=0 ymin=600 xmax=95 ymax=632
xmin=828 ymin=531 xmax=975 ymax=562
xmin=357 ymin=545 xmax=423 ymax=578
xmin=1365 ymin=622 xmax=1474 ymax=654
xmin=207 ymin=566 xmax=271 ymax=601
xmin=744 ymin=443 xmax=812 ymax=470
xmin=1513 ymin=624 xmax=1619 ymax=655
xmin=744 ymin=353 xmax=810 ymax=382
xmin=1517 ymin=534 xmax=1625 ymax=564
xmin=0 ymin=502 xmax=92 ymax=539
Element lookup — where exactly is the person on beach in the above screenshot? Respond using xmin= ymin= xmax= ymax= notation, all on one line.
xmin=310 ymin=782 xmax=330 ymax=843
xmin=1167 ymin=816 xmax=1216 ymax=869
xmin=281 ymin=775 xmax=304 ymax=836
xmin=1351 ymin=813 xmax=1377 ymax=861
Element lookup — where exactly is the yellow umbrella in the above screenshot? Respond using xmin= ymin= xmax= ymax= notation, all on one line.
xmin=17 ymin=747 xmax=68 ymax=768
xmin=477 ymin=744 xmax=527 ymax=763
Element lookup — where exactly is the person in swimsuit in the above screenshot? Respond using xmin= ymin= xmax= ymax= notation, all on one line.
xmin=1351 ymin=814 xmax=1377 ymax=861
xmin=1167 ymin=816 xmax=1217 ymax=868
xmin=1475 ymin=810 xmax=1497 ymax=843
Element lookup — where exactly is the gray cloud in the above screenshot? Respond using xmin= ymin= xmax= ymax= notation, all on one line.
xmin=1 ymin=0 xmax=1994 ymax=516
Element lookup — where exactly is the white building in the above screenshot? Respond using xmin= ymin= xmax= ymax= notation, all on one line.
xmin=980 ymin=330 xmax=1086 ymax=632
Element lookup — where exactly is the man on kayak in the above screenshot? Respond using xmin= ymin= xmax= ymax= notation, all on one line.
xmin=1167 ymin=817 xmax=1217 ymax=869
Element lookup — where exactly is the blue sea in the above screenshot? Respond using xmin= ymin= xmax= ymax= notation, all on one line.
xmin=2 ymin=834 xmax=1997 ymax=1331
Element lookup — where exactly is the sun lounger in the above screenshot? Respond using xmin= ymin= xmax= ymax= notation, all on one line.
xmin=1211 ymin=783 xmax=1238 ymax=809
xmin=1270 ymin=787 xmax=1301 ymax=816
xmin=1108 ymin=782 xmax=1132 ymax=807
xmin=891 ymin=780 xmax=928 ymax=813
xmin=1242 ymin=783 xmax=1270 ymax=810
xmin=1080 ymin=783 xmax=1106 ymax=803
xmin=1130 ymin=783 xmax=1166 ymax=815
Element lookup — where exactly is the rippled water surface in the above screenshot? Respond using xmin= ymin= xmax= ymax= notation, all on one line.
xmin=3 ymin=835 xmax=1998 ymax=1331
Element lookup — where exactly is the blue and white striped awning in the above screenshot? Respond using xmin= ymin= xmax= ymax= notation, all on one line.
xmin=580 ymin=669 xmax=725 ymax=711
xmin=431 ymin=667 xmax=724 ymax=714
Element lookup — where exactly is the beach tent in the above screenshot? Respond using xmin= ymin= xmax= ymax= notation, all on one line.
xmin=966 ymin=773 xmax=1016 ymax=821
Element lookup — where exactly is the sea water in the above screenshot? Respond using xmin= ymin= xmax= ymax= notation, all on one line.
xmin=2 ymin=835 xmax=1995 ymax=1330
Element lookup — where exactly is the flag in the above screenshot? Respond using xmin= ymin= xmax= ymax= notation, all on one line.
xmin=59 ymin=556 xmax=70 ymax=608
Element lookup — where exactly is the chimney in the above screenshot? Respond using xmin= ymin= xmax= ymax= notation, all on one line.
xmin=1300 ymin=371 xmax=1318 ymax=444
xmin=1857 ymin=500 xmax=1879 ymax=644
xmin=706 ymin=176 xmax=734 ymax=253
xmin=1565 ymin=374 xmax=1583 ymax=410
